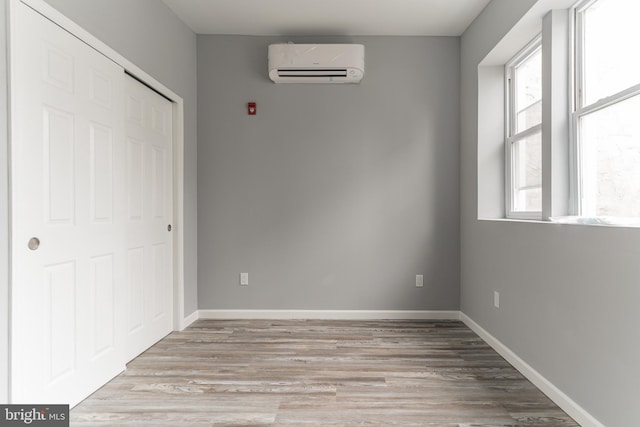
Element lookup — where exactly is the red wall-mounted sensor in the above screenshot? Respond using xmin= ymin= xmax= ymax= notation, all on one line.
xmin=248 ymin=102 xmax=256 ymax=115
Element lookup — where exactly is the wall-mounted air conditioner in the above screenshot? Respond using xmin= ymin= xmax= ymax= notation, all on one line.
xmin=268 ymin=43 xmax=365 ymax=84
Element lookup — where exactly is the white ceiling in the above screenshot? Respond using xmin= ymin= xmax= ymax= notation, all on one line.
xmin=161 ymin=0 xmax=491 ymax=37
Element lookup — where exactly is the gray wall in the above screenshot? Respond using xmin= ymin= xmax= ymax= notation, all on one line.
xmin=461 ymin=1 xmax=640 ymax=426
xmin=41 ymin=0 xmax=199 ymax=317
xmin=197 ymin=36 xmax=460 ymax=310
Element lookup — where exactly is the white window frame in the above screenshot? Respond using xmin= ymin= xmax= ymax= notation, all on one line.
xmin=505 ymin=35 xmax=543 ymax=220
xmin=571 ymin=0 xmax=640 ymax=217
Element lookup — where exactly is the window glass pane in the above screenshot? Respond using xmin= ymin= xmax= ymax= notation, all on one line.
xmin=512 ymin=131 xmax=542 ymax=212
xmin=581 ymin=94 xmax=640 ymax=216
xmin=515 ymin=48 xmax=542 ymax=133
xmin=516 ymin=187 xmax=542 ymax=212
xmin=583 ymin=0 xmax=640 ymax=105
xmin=517 ymin=100 xmax=541 ymax=132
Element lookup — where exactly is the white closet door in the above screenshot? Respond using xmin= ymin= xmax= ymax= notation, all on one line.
xmin=124 ymin=75 xmax=173 ymax=362
xmin=11 ymin=3 xmax=126 ymax=406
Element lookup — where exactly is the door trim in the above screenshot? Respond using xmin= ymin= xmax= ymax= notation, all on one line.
xmin=7 ymin=0 xmax=187 ymax=397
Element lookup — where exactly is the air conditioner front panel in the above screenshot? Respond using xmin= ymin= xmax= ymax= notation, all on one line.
xmin=268 ymin=44 xmax=364 ymax=84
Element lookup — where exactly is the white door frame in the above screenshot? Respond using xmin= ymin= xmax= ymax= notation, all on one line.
xmin=7 ymin=0 xmax=187 ymax=380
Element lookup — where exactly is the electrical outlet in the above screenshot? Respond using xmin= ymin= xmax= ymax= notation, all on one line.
xmin=494 ymin=291 xmax=500 ymax=308
xmin=416 ymin=275 xmax=424 ymax=288
xmin=240 ymin=272 xmax=249 ymax=286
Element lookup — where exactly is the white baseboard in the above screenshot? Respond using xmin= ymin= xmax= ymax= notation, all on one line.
xmin=460 ymin=312 xmax=604 ymax=427
xmin=197 ymin=309 xmax=461 ymax=320
xmin=179 ymin=310 xmax=199 ymax=330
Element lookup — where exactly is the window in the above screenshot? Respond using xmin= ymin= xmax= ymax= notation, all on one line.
xmin=505 ymin=37 xmax=542 ymax=219
xmin=574 ymin=0 xmax=640 ymax=218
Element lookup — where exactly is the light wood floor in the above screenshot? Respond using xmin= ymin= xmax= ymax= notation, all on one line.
xmin=71 ymin=319 xmax=578 ymax=426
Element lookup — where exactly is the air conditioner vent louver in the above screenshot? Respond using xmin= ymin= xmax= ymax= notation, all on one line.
xmin=269 ymin=44 xmax=364 ymax=84
xmin=277 ymin=69 xmax=348 ymax=78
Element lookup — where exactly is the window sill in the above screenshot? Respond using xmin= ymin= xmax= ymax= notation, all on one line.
xmin=549 ymin=216 xmax=640 ymax=228
xmin=478 ymin=217 xmax=546 ymax=225
xmin=477 ymin=216 xmax=640 ymax=229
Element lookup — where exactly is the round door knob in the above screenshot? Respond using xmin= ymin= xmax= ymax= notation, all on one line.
xmin=167 ymin=224 xmax=172 ymax=232
xmin=28 ymin=237 xmax=40 ymax=250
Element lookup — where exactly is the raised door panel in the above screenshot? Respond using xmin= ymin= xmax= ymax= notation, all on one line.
xmin=90 ymin=254 xmax=115 ymax=359
xmin=44 ymin=261 xmax=77 ymax=384
xmin=127 ymin=138 xmax=144 ymax=221
xmin=43 ymin=106 xmax=76 ymax=225
xmin=126 ymin=247 xmax=145 ymax=336
xmin=90 ymin=123 xmax=114 ymax=223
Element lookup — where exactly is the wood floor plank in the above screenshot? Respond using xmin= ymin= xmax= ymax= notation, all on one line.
xmin=71 ymin=319 xmax=578 ymax=426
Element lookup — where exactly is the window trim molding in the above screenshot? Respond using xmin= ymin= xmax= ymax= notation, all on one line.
xmin=571 ymin=0 xmax=590 ymax=216
xmin=505 ymin=34 xmax=543 ymax=220
xmin=568 ymin=1 xmax=580 ymax=216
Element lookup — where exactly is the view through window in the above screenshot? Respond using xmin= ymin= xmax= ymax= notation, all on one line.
xmin=576 ymin=0 xmax=640 ymax=217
